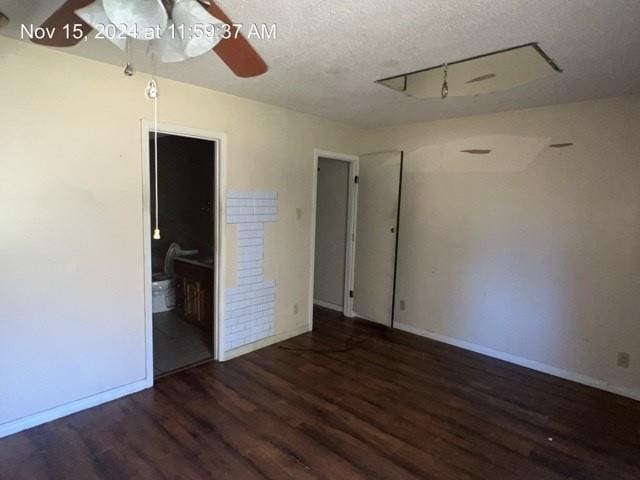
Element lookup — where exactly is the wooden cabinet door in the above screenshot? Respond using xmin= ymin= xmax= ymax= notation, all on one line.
xmin=184 ymin=279 xmax=202 ymax=325
xmin=174 ymin=260 xmax=213 ymax=336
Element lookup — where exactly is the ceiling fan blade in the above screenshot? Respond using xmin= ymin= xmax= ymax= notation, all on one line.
xmin=200 ymin=0 xmax=268 ymax=78
xmin=32 ymin=0 xmax=95 ymax=47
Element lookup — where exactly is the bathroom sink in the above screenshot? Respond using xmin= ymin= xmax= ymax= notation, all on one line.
xmin=175 ymin=256 xmax=214 ymax=269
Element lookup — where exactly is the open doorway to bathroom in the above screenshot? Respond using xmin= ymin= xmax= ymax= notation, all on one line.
xmin=148 ymin=132 xmax=216 ymax=377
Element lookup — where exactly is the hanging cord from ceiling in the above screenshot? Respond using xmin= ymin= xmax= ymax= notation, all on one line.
xmin=124 ymin=37 xmax=134 ymax=77
xmin=146 ymin=55 xmax=161 ymax=240
xmin=441 ymin=62 xmax=449 ymax=99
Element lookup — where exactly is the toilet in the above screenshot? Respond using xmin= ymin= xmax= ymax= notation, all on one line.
xmin=151 ymin=242 xmax=198 ymax=314
xmin=152 ymin=273 xmax=175 ymax=313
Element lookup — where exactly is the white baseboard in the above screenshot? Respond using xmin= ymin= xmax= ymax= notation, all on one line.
xmin=394 ymin=322 xmax=640 ymax=402
xmin=223 ymin=323 xmax=312 ymax=361
xmin=0 ymin=323 xmax=312 ymax=438
xmin=0 ymin=378 xmax=152 ymax=439
xmin=313 ymin=299 xmax=343 ymax=312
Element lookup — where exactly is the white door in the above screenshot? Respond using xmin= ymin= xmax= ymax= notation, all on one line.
xmin=353 ymin=151 xmax=402 ymax=326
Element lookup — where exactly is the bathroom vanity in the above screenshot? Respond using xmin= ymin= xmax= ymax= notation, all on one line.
xmin=174 ymin=257 xmax=214 ymax=336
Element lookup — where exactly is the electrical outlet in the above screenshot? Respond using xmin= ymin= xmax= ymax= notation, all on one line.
xmin=293 ymin=303 xmax=299 ymax=315
xmin=399 ymin=300 xmax=406 ymax=311
xmin=617 ymin=352 xmax=630 ymax=369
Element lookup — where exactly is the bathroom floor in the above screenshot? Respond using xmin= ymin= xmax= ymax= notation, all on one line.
xmin=153 ymin=311 xmax=213 ymax=377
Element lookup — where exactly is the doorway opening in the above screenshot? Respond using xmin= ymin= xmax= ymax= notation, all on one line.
xmin=310 ymin=149 xmax=404 ymax=329
xmin=311 ymin=151 xmax=358 ymax=320
xmin=146 ymin=130 xmax=217 ymax=378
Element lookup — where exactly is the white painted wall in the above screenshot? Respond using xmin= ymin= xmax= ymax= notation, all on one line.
xmin=359 ymin=95 xmax=640 ymax=399
xmin=314 ymin=157 xmax=349 ymax=307
xmin=0 ymin=36 xmax=360 ymax=433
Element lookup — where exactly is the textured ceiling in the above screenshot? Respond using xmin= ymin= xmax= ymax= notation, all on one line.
xmin=1 ymin=0 xmax=640 ymax=127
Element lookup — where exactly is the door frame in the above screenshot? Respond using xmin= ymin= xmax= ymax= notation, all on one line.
xmin=309 ymin=149 xmax=359 ymax=327
xmin=390 ymin=151 xmax=404 ymax=328
xmin=141 ymin=120 xmax=228 ymax=386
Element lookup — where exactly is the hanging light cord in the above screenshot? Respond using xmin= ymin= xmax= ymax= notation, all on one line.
xmin=124 ymin=38 xmax=134 ymax=76
xmin=441 ymin=62 xmax=449 ymax=99
xmin=153 ymin=83 xmax=160 ymax=240
xmin=151 ymin=53 xmax=161 ymax=240
xmin=146 ymin=56 xmax=161 ymax=240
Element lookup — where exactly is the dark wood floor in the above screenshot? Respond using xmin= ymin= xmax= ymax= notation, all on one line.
xmin=2 ymin=307 xmax=639 ymax=479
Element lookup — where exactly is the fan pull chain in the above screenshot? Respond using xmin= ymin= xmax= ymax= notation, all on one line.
xmin=124 ymin=38 xmax=134 ymax=77
xmin=152 ymin=83 xmax=160 ymax=240
xmin=441 ymin=63 xmax=449 ymax=99
xmin=146 ymin=67 xmax=161 ymax=240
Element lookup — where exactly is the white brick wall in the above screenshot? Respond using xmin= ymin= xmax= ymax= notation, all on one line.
xmin=224 ymin=192 xmax=278 ymax=351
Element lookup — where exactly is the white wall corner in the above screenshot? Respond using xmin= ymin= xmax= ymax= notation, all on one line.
xmin=222 ymin=323 xmax=312 ymax=361
xmin=313 ymin=299 xmax=343 ymax=312
xmin=0 ymin=379 xmax=151 ymax=439
xmin=394 ymin=322 xmax=640 ymax=403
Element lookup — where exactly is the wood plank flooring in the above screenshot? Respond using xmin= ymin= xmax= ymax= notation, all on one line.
xmin=1 ymin=306 xmax=639 ymax=479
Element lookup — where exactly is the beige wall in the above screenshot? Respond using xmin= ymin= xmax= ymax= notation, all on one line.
xmin=314 ymin=157 xmax=350 ymax=307
xmin=0 ymin=36 xmax=360 ymax=430
xmin=2 ymin=32 xmax=639 ymax=435
xmin=360 ymin=95 xmax=640 ymax=398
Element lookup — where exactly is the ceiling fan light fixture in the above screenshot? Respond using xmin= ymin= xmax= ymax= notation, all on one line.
xmin=172 ymin=0 xmax=224 ymax=58
xmin=75 ymin=1 xmax=126 ymax=50
xmin=151 ymin=20 xmax=190 ymax=63
xmin=103 ymin=0 xmax=168 ymax=39
xmin=35 ymin=0 xmax=268 ymax=76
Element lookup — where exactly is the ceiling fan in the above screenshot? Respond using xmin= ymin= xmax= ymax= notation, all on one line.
xmin=29 ymin=0 xmax=268 ymax=78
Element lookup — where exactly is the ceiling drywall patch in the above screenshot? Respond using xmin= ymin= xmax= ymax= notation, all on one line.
xmin=377 ymin=43 xmax=561 ymax=99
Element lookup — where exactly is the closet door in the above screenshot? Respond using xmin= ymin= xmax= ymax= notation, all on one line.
xmin=353 ymin=151 xmax=402 ymax=326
